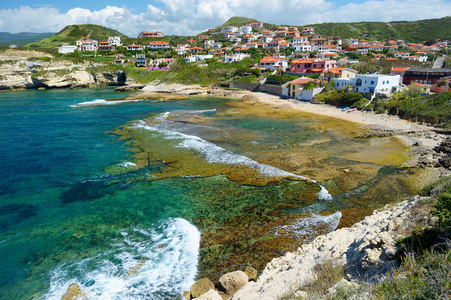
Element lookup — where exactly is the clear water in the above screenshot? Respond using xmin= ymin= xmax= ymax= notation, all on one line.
xmin=0 ymin=88 xmax=416 ymax=299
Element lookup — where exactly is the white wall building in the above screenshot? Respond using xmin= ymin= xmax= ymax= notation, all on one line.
xmin=334 ymin=74 xmax=401 ymax=96
xmin=222 ymin=53 xmax=251 ymax=63
xmin=58 ymin=44 xmax=77 ymax=54
xmin=221 ymin=26 xmax=238 ymax=33
xmin=108 ymin=36 xmax=121 ymax=46
xmin=239 ymin=25 xmax=253 ymax=35
xmin=184 ymin=54 xmax=214 ymax=63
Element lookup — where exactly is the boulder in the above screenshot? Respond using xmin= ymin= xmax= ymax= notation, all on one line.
xmin=61 ymin=283 xmax=88 ymax=300
xmin=194 ymin=289 xmax=223 ymax=300
xmin=219 ymin=271 xmax=248 ymax=296
xmin=244 ymin=266 xmax=258 ymax=281
xmin=190 ymin=278 xmax=215 ymax=299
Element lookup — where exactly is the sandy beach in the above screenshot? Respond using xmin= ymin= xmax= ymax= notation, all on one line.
xmin=250 ymin=92 xmax=434 ymax=133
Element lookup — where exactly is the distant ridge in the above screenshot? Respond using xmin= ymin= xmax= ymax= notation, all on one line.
xmin=27 ymin=24 xmax=129 ymax=47
xmin=308 ymin=16 xmax=451 ymax=43
xmin=0 ymin=32 xmax=55 ymax=46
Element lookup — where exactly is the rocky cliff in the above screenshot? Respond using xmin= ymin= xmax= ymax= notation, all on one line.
xmin=0 ymin=50 xmax=127 ymax=90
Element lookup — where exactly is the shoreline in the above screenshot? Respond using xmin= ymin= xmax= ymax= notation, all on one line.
xmin=124 ymin=84 xmax=447 ymax=171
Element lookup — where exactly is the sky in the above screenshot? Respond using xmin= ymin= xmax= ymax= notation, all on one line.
xmin=0 ymin=0 xmax=450 ymax=37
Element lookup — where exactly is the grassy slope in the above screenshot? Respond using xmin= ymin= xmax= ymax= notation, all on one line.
xmin=309 ymin=17 xmax=451 ymax=42
xmin=27 ymin=24 xmax=129 ymax=47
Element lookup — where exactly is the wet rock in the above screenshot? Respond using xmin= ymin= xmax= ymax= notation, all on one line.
xmin=191 ymin=278 xmax=215 ymax=298
xmin=244 ymin=266 xmax=258 ymax=281
xmin=183 ymin=290 xmax=191 ymax=300
xmin=61 ymin=283 xmax=88 ymax=300
xmin=219 ymin=271 xmax=248 ymax=296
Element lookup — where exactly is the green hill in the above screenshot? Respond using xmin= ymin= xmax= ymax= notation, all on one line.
xmin=219 ymin=16 xmax=258 ymax=28
xmin=27 ymin=24 xmax=129 ymax=47
xmin=307 ymin=17 xmax=451 ymax=42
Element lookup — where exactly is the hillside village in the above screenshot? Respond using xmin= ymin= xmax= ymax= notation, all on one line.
xmin=2 ymin=18 xmax=451 ymax=102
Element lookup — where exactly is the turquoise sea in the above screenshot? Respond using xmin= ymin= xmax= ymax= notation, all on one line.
xmin=0 ymin=88 xmax=417 ymax=299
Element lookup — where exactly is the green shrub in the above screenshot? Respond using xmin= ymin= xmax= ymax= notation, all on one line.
xmin=433 ymin=192 xmax=451 ymax=228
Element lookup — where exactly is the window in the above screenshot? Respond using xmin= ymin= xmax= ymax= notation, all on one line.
xmin=371 ymin=81 xmax=374 ymax=84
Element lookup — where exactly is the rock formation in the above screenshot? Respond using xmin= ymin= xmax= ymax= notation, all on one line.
xmin=231 ymin=198 xmax=425 ymax=299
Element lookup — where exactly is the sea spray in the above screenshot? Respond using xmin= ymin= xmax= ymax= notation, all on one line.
xmin=42 ymin=218 xmax=200 ymax=300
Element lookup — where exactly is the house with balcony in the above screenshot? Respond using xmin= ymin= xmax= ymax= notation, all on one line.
xmin=334 ymin=74 xmax=400 ymax=97
xmin=98 ymin=42 xmax=114 ymax=51
xmin=135 ymin=54 xmax=147 ymax=67
xmin=302 ymin=26 xmax=315 ymax=35
xmin=148 ymin=41 xmax=171 ymax=50
xmin=126 ymin=44 xmax=143 ymax=51
xmin=403 ymin=68 xmax=451 ymax=85
xmin=138 ymin=31 xmax=164 ymax=38
xmin=289 ymin=58 xmax=337 ymax=74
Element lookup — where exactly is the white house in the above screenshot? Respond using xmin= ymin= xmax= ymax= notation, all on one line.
xmin=261 ymin=36 xmax=273 ymax=43
xmin=148 ymin=41 xmax=171 ymax=50
xmin=126 ymin=44 xmax=143 ymax=51
xmin=108 ymin=36 xmax=121 ymax=46
xmin=334 ymin=73 xmax=401 ymax=96
xmin=222 ymin=53 xmax=251 ymax=63
xmin=58 ymin=44 xmax=77 ymax=54
xmin=184 ymin=54 xmax=213 ymax=63
xmin=239 ymin=25 xmax=253 ymax=35
xmin=221 ymin=26 xmax=238 ymax=33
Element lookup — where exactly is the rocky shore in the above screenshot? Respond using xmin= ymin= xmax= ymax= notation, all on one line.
xmin=116 ymin=83 xmax=450 ymax=300
xmin=0 ymin=50 xmax=128 ymax=90
xmin=181 ymin=196 xmax=434 ymax=300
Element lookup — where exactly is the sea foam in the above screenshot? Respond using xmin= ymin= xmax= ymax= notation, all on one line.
xmin=70 ymin=99 xmax=142 ymax=107
xmin=42 ymin=218 xmax=200 ymax=300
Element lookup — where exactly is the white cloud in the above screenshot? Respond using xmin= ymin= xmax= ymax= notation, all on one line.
xmin=0 ymin=0 xmax=450 ymax=36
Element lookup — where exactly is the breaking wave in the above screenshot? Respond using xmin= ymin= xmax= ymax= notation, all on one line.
xmin=41 ymin=218 xmax=200 ymax=300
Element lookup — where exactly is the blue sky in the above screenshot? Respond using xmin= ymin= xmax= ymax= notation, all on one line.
xmin=0 ymin=0 xmax=450 ymax=36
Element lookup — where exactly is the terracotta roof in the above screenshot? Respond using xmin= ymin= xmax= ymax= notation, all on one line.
xmin=149 ymin=41 xmax=169 ymax=45
xmin=288 ymin=77 xmax=315 ymax=84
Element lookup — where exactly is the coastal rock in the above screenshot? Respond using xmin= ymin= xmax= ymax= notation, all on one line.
xmin=219 ymin=271 xmax=248 ymax=296
xmin=61 ymin=283 xmax=88 ymax=300
xmin=190 ymin=278 xmax=215 ymax=298
xmin=142 ymin=83 xmax=205 ymax=93
xmin=244 ymin=266 xmax=258 ymax=281
xmin=232 ymin=199 xmax=417 ymax=300
xmin=193 ymin=289 xmax=223 ymax=300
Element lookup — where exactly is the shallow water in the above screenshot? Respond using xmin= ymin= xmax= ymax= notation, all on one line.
xmin=0 ymin=89 xmax=420 ymax=299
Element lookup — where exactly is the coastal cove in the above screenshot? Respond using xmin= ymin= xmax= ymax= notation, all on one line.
xmin=0 ymin=86 xmax=445 ymax=299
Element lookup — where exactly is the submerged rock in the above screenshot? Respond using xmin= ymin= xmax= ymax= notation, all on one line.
xmin=61 ymin=283 xmax=88 ymax=300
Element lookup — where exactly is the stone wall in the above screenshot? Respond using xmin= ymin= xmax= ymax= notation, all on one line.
xmin=230 ymin=82 xmax=288 ymax=97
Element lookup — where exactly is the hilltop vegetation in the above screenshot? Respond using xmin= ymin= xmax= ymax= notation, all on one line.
xmin=308 ymin=17 xmax=451 ymax=42
xmin=216 ymin=16 xmax=258 ymax=29
xmin=28 ymin=24 xmax=129 ymax=47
